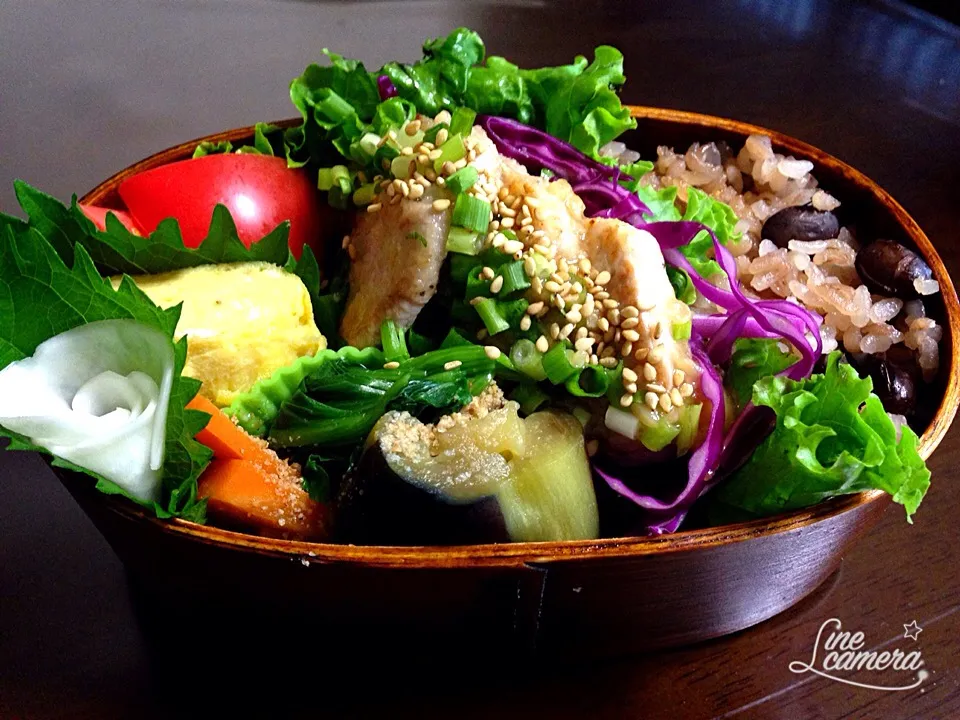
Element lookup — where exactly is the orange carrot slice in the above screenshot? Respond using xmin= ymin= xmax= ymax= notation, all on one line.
xmin=198 ymin=458 xmax=329 ymax=540
xmin=188 ymin=394 xmax=268 ymax=463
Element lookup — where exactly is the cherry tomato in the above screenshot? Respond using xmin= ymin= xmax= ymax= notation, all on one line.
xmin=78 ymin=204 xmax=143 ymax=235
xmin=118 ymin=154 xmax=323 ymax=259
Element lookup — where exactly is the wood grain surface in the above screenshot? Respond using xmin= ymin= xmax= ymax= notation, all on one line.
xmin=1 ymin=1 xmax=959 ymax=718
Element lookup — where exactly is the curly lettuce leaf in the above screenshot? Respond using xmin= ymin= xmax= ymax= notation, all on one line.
xmin=0 ymin=221 xmax=212 ymax=520
xmin=293 ymin=28 xmax=636 ymax=165
xmin=725 ymin=338 xmax=798 ymax=411
xmin=713 ymin=353 xmax=930 ymax=522
xmin=679 ymin=187 xmax=740 ymax=280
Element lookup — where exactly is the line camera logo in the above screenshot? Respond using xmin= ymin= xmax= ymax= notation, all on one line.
xmin=788 ymin=618 xmax=928 ymax=691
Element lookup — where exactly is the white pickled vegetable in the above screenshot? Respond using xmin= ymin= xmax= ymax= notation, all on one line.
xmin=0 ymin=319 xmax=174 ymax=501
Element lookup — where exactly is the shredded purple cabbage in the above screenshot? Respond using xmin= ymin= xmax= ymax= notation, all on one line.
xmin=377 ymin=75 xmax=398 ymax=100
xmin=477 ymin=115 xmax=651 ymax=218
xmin=477 ymin=114 xmax=823 ymax=533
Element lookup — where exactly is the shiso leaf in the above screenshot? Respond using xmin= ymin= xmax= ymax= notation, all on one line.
xmin=0 ymin=217 xmax=212 ymax=520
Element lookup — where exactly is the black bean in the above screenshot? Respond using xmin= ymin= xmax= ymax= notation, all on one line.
xmin=851 ymin=350 xmax=918 ymax=416
xmin=854 ymin=239 xmax=932 ymax=298
xmin=761 ymin=205 xmax=841 ymax=248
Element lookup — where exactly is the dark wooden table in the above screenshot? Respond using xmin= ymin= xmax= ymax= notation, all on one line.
xmin=2 ymin=1 xmax=959 ymax=717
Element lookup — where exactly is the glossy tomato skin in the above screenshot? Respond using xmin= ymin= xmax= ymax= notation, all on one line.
xmin=118 ymin=154 xmax=323 ymax=259
xmin=79 ymin=204 xmax=143 ymax=235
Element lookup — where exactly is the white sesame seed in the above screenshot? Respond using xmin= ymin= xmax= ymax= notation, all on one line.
xmin=432 ymin=199 xmax=451 ymax=212
xmin=560 ymin=323 xmax=575 ymax=339
xmin=401 ymin=146 xmax=414 ymax=156
xmin=565 ymin=310 xmax=582 ymax=324
xmin=602 ymin=298 xmax=619 ymax=310
xmin=643 ymin=363 xmax=657 ymax=382
xmin=536 ymin=335 xmax=550 ymax=353
xmin=469 ymin=297 xmax=483 ymax=306
xmin=435 ymin=128 xmax=449 ymax=146
xmin=576 ymin=326 xmax=588 ymax=340
xmin=600 ymin=356 xmax=619 ymax=368
xmin=383 ymin=361 xmax=400 ymax=369
xmin=625 ymin=382 xmax=638 ymax=394
xmin=622 ymin=329 xmax=641 ymax=343
xmin=502 ymin=240 xmax=524 ymax=255
xmin=533 ymin=243 xmax=551 ymax=255
xmin=579 ymin=258 xmax=592 ymax=274
xmin=608 ymin=308 xmax=621 ymax=326
xmin=367 ymin=203 xmax=382 ymax=213
xmin=598 ymin=317 xmax=610 ymax=332
xmin=526 ymin=301 xmax=544 ymax=315
xmin=484 ymin=346 xmax=501 ymax=360
xmin=648 ymin=346 xmax=664 ymax=364
xmin=575 ymin=337 xmax=595 ymax=352
xmin=622 ymin=367 xmax=638 ymax=383
xmin=621 ymin=317 xmax=640 ymax=330
xmin=524 ymin=257 xmax=537 ymax=277
xmin=647 ymin=383 xmax=667 ymax=393
xmin=490 ymin=275 xmax=504 ymax=294
xmin=673 ymin=369 xmax=686 ymax=385
xmin=645 ymin=392 xmax=659 ymax=410
xmin=444 ymin=360 xmax=463 ymax=370
xmin=621 ymin=341 xmax=633 ymax=357
xmin=671 ymin=388 xmax=684 ymax=407
xmin=544 ymin=280 xmax=562 ymax=294
xmin=549 ymin=322 xmax=560 ymax=339
xmin=659 ymin=394 xmax=673 ymax=412
xmin=520 ymin=315 xmax=532 ymax=331
xmin=595 ymin=270 xmax=612 ymax=286
xmin=428 ymin=148 xmax=443 ymax=160
xmin=501 ymin=217 xmax=515 ymax=229
xmin=634 ymin=347 xmax=649 ymax=361
xmin=620 ymin=393 xmax=634 ymax=408
xmin=680 ymin=383 xmax=695 ymax=397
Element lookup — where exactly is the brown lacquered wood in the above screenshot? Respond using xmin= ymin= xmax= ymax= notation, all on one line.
xmin=61 ymin=106 xmax=960 ymax=657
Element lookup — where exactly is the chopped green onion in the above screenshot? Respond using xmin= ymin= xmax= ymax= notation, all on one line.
xmin=358 ymin=132 xmax=381 ymax=160
xmin=465 ymin=266 xmax=491 ymax=300
xmin=542 ymin=343 xmax=580 ymax=384
xmin=449 ymin=107 xmax=477 ymax=137
xmin=433 ymin=133 xmax=466 ymax=172
xmin=676 ymin=403 xmax=703 ymax=455
xmin=564 ymin=365 xmax=611 ymax=397
xmin=374 ymin=143 xmax=400 ymax=171
xmin=509 ymin=339 xmax=547 ymax=381
xmin=540 ymin=169 xmax=554 ymax=179
xmin=496 ymin=298 xmax=530 ymax=329
xmin=672 ymin=319 xmax=692 ymax=340
xmin=496 ymin=261 xmax=530 ymax=297
xmin=391 ymin=155 xmax=416 ymax=180
xmin=317 ymin=165 xmax=351 ymax=193
xmin=422 ymin=122 xmax=449 ymax=145
xmin=640 ymin=417 xmax=681 ymax=452
xmin=352 ymin=183 xmax=378 ymax=206
xmin=452 ymin=194 xmax=491 ymax=233
xmin=572 ymin=407 xmax=592 ymax=428
xmin=407 ymin=329 xmax=436 ymax=355
xmin=446 ymin=166 xmax=479 ymax=195
xmin=450 ymin=253 xmax=478 ymax=286
xmin=446 ymin=227 xmax=483 ymax=255
xmin=406 ymin=231 xmax=427 ymax=247
xmin=604 ymin=362 xmax=624 ymax=404
xmin=475 ymin=298 xmax=509 ymax=335
xmin=511 ymin=383 xmax=550 ymax=415
xmin=380 ymin=319 xmax=410 ymax=363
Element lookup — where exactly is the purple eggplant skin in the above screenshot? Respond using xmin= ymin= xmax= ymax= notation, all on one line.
xmin=335 ymin=445 xmax=510 ymax=546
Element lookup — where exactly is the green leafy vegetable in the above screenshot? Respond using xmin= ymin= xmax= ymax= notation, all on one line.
xmin=287 ymin=28 xmax=636 ymax=171
xmin=10 ymin=181 xmax=292 ymax=276
xmin=0 ymin=220 xmax=211 ymax=520
xmin=679 ymin=187 xmax=740 ymax=280
xmin=713 ymin=353 xmax=930 ymax=523
xmin=268 ymin=345 xmax=498 ymax=448
xmin=636 ymin=185 xmax=681 ymax=222
xmin=725 ymin=338 xmax=797 ymax=411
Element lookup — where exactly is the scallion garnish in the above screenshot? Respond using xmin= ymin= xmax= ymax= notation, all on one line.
xmin=391 ymin=155 xmax=416 ymax=180
xmin=317 ymin=165 xmax=352 ymax=193
xmin=509 ymin=339 xmax=547 ymax=381
xmin=433 ymin=133 xmax=466 ymax=172
xmin=352 ymin=183 xmax=378 ymax=206
xmin=542 ymin=343 xmax=581 ymax=384
xmin=423 ymin=122 xmax=450 ymax=145
xmin=380 ymin=319 xmax=410 ymax=363
xmin=449 ymin=107 xmax=477 ymax=137
xmin=452 ymin=194 xmax=491 ymax=233
xmin=474 ymin=298 xmax=509 ymax=335
xmin=445 ymin=166 xmax=479 ymax=195
xmin=446 ymin=227 xmax=483 ymax=255
xmin=510 ymin=383 xmax=550 ymax=415
xmin=496 ymin=261 xmax=530 ymax=296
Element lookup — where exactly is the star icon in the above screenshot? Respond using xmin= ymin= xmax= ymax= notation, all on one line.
xmin=903 ymin=620 xmax=923 ymax=641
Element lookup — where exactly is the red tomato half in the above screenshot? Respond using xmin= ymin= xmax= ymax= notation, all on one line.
xmin=79 ymin=204 xmax=143 ymax=235
xmin=117 ymin=154 xmax=323 ymax=259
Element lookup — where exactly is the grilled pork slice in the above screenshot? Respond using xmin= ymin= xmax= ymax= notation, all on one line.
xmin=339 ymin=188 xmax=452 ymax=348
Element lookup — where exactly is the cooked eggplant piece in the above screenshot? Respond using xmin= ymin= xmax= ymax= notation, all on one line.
xmin=337 ymin=385 xmax=599 ymax=545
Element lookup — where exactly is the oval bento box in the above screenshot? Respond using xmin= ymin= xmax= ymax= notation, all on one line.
xmin=55 ymin=106 xmax=960 ymax=662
